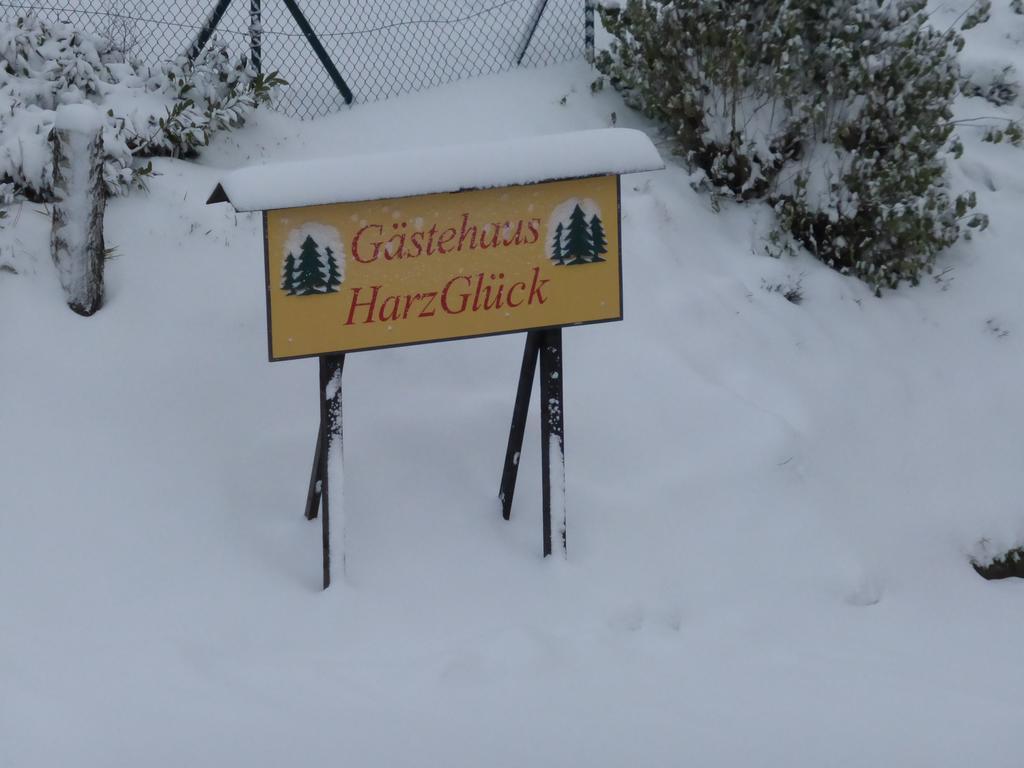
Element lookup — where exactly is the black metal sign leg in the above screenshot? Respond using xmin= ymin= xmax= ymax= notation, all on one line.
xmin=499 ymin=331 xmax=542 ymax=520
xmin=304 ymin=419 xmax=325 ymax=520
xmin=539 ymin=328 xmax=566 ymax=557
xmin=318 ymin=354 xmax=345 ymax=589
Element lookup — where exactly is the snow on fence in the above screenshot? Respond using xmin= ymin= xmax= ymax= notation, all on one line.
xmin=0 ymin=0 xmax=587 ymax=118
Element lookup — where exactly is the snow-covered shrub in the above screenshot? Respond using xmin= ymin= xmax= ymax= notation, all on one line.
xmin=597 ymin=0 xmax=806 ymax=199
xmin=126 ymin=42 xmax=285 ymax=160
xmin=598 ymin=0 xmax=986 ymax=292
xmin=0 ymin=180 xmax=12 ymax=222
xmin=0 ymin=13 xmax=283 ymax=201
xmin=981 ymin=120 xmax=1024 ymax=144
xmin=972 ymin=544 xmax=1024 ymax=580
xmin=101 ymin=0 xmax=140 ymax=58
xmin=772 ymin=2 xmax=987 ymax=291
xmin=961 ymin=0 xmax=992 ymax=30
xmin=962 ymin=63 xmax=1019 ymax=107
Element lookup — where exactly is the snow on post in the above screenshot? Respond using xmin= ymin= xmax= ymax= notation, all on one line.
xmin=324 ymin=362 xmax=345 ymax=585
xmin=539 ymin=330 xmax=566 ymax=558
xmin=50 ymin=104 xmax=107 ymax=316
xmin=547 ymin=431 xmax=566 ymax=556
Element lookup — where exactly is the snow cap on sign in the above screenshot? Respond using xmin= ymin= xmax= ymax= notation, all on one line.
xmin=207 ymin=128 xmax=663 ymax=211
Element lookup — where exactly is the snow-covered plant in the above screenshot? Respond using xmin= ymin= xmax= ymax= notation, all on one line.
xmin=598 ymin=0 xmax=986 ymax=293
xmin=0 ymin=14 xmax=283 ymax=201
xmin=0 ymin=181 xmax=12 ymax=221
xmin=597 ymin=0 xmax=807 ymax=199
xmin=773 ymin=2 xmax=987 ymax=292
xmin=127 ymin=41 xmax=285 ymax=159
xmin=962 ymin=63 xmax=1019 ymax=106
xmin=972 ymin=543 xmax=1024 ymax=579
xmin=101 ymin=0 xmax=140 ymax=58
xmin=961 ymin=0 xmax=992 ymax=30
xmin=981 ymin=120 xmax=1024 ymax=144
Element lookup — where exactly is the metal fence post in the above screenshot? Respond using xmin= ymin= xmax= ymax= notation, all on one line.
xmin=187 ymin=0 xmax=234 ymax=61
xmin=249 ymin=0 xmax=262 ymax=74
xmin=517 ymin=0 xmax=551 ymax=66
xmin=585 ymin=0 xmax=595 ymax=65
xmin=281 ymin=0 xmax=354 ymax=104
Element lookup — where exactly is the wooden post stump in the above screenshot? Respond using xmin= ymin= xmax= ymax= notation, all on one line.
xmin=50 ymin=105 xmax=107 ymax=317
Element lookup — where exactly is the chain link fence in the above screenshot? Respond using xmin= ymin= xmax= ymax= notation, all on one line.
xmin=1 ymin=0 xmax=587 ymax=117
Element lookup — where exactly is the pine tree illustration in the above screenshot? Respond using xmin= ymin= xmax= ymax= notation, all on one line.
xmin=294 ymin=235 xmax=326 ymax=295
xmin=281 ymin=252 xmax=297 ymax=294
xmin=550 ymin=222 xmax=567 ymax=265
xmin=322 ymin=246 xmax=342 ymax=293
xmin=588 ymin=214 xmax=608 ymax=262
xmin=563 ymin=204 xmax=593 ymax=265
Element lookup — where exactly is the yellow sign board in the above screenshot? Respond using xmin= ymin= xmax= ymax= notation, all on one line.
xmin=262 ymin=174 xmax=621 ymax=360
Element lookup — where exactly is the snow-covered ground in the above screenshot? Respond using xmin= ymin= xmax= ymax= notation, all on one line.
xmin=3 ymin=13 xmax=1024 ymax=765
